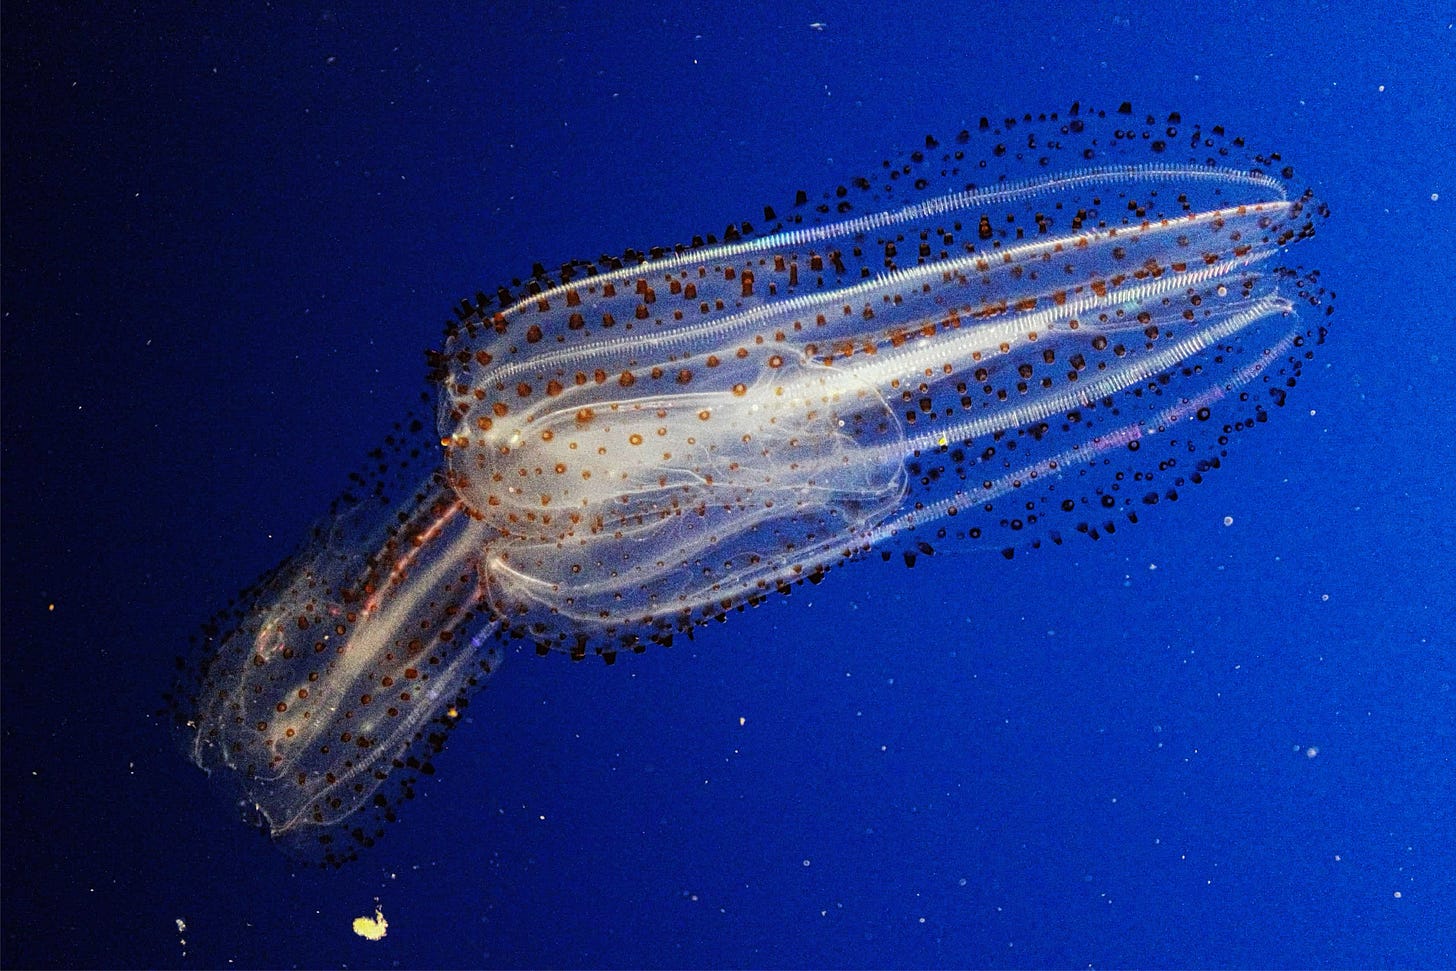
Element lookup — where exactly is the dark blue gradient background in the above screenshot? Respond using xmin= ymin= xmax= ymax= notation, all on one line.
xmin=3 ymin=3 xmax=1451 ymax=967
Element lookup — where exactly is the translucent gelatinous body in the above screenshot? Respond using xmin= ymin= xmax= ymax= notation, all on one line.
xmin=175 ymin=104 xmax=1330 ymax=861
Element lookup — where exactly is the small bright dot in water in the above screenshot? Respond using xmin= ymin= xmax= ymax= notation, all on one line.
xmin=803 ymin=859 xmax=811 ymax=867
xmin=1306 ymin=746 xmax=1319 ymax=758
xmin=1223 ymin=516 xmax=1234 ymax=526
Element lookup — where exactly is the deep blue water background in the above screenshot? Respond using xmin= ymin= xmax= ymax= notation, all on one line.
xmin=3 ymin=2 xmax=1452 ymax=968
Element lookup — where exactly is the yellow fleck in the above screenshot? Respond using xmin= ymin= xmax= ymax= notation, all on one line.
xmin=352 ymin=904 xmax=388 ymax=941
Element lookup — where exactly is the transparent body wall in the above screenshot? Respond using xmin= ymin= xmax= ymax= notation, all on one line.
xmin=172 ymin=104 xmax=1330 ymax=864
